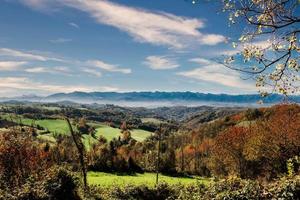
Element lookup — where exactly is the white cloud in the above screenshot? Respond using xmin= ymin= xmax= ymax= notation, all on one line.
xmin=144 ymin=56 xmax=179 ymax=70
xmin=81 ymin=68 xmax=102 ymax=77
xmin=25 ymin=66 xmax=70 ymax=74
xmin=25 ymin=67 xmax=48 ymax=73
xmin=0 ymin=48 xmax=62 ymax=61
xmin=0 ymin=61 xmax=27 ymax=71
xmin=19 ymin=0 xmax=226 ymax=49
xmin=177 ymin=63 xmax=256 ymax=90
xmin=199 ymin=34 xmax=227 ymax=46
xmin=0 ymin=77 xmax=119 ymax=96
xmin=53 ymin=66 xmax=70 ymax=73
xmin=87 ymin=60 xmax=131 ymax=74
xmin=189 ymin=58 xmax=212 ymax=65
xmin=69 ymin=22 xmax=79 ymax=29
xmin=50 ymin=38 xmax=72 ymax=43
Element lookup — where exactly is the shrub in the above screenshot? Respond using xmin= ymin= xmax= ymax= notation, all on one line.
xmin=176 ymin=184 xmax=206 ymax=200
xmin=204 ymin=177 xmax=261 ymax=199
xmin=44 ymin=167 xmax=81 ymax=200
xmin=263 ymin=175 xmax=300 ymax=200
xmin=96 ymin=182 xmax=178 ymax=200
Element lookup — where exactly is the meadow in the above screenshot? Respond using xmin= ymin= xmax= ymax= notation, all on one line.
xmin=87 ymin=171 xmax=210 ymax=187
xmin=0 ymin=113 xmax=153 ymax=146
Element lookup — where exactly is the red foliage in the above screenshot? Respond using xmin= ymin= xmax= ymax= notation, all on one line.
xmin=0 ymin=131 xmax=53 ymax=187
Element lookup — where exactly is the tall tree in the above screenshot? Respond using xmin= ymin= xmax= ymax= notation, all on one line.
xmin=65 ymin=118 xmax=88 ymax=189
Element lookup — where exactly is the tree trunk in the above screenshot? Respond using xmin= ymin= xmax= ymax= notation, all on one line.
xmin=65 ymin=117 xmax=87 ymax=189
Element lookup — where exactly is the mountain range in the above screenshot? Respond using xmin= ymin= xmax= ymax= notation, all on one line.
xmin=0 ymin=92 xmax=299 ymax=107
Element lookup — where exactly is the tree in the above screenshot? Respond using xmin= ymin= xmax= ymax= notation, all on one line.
xmin=156 ymin=126 xmax=162 ymax=185
xmin=193 ymin=0 xmax=300 ymax=95
xmin=65 ymin=118 xmax=87 ymax=189
xmin=211 ymin=126 xmax=250 ymax=177
xmin=77 ymin=118 xmax=95 ymax=136
xmin=120 ymin=121 xmax=132 ymax=142
xmin=0 ymin=130 xmax=51 ymax=188
xmin=224 ymin=0 xmax=300 ymax=95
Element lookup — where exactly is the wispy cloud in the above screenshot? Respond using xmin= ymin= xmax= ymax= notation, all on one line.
xmin=25 ymin=66 xmax=71 ymax=75
xmin=87 ymin=60 xmax=131 ymax=74
xmin=0 ymin=77 xmax=119 ymax=96
xmin=177 ymin=62 xmax=255 ymax=90
xmin=19 ymin=0 xmax=226 ymax=49
xmin=81 ymin=68 xmax=102 ymax=77
xmin=50 ymin=38 xmax=72 ymax=43
xmin=189 ymin=57 xmax=212 ymax=65
xmin=0 ymin=47 xmax=131 ymax=76
xmin=199 ymin=34 xmax=227 ymax=46
xmin=144 ymin=56 xmax=179 ymax=70
xmin=69 ymin=22 xmax=79 ymax=29
xmin=0 ymin=48 xmax=63 ymax=61
xmin=0 ymin=61 xmax=27 ymax=71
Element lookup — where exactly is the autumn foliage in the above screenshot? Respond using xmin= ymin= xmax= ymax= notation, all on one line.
xmin=180 ymin=104 xmax=300 ymax=179
xmin=0 ymin=131 xmax=52 ymax=188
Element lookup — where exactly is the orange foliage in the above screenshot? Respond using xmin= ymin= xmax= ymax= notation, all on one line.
xmin=0 ymin=131 xmax=53 ymax=187
xmin=231 ymin=113 xmax=243 ymax=121
xmin=199 ymin=138 xmax=214 ymax=154
xmin=208 ymin=104 xmax=300 ymax=178
xmin=117 ymin=146 xmax=129 ymax=159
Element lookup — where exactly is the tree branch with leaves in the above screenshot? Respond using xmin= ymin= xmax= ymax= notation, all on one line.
xmin=194 ymin=0 xmax=300 ymax=96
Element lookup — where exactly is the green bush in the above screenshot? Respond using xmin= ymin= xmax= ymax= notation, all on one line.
xmin=44 ymin=167 xmax=81 ymax=200
xmin=205 ymin=176 xmax=261 ymax=199
xmin=0 ymin=166 xmax=82 ymax=200
xmin=176 ymin=184 xmax=206 ymax=200
xmin=263 ymin=176 xmax=300 ymax=199
xmin=96 ymin=182 xmax=178 ymax=200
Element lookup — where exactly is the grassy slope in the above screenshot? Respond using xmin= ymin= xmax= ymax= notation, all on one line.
xmin=141 ymin=117 xmax=165 ymax=124
xmin=87 ymin=172 xmax=210 ymax=187
xmin=95 ymin=125 xmax=153 ymax=142
xmin=1 ymin=114 xmax=69 ymax=134
xmin=35 ymin=119 xmax=70 ymax=134
xmin=1 ymin=114 xmax=153 ymax=145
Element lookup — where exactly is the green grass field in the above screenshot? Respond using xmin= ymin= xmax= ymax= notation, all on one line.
xmin=1 ymin=114 xmax=70 ymax=134
xmin=131 ymin=129 xmax=153 ymax=142
xmin=87 ymin=172 xmax=210 ymax=187
xmin=141 ymin=117 xmax=166 ymax=124
xmin=95 ymin=125 xmax=153 ymax=142
xmin=1 ymin=114 xmax=153 ymax=146
xmin=35 ymin=119 xmax=71 ymax=134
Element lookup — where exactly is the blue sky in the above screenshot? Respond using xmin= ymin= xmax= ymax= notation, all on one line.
xmin=0 ymin=0 xmax=257 ymax=97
